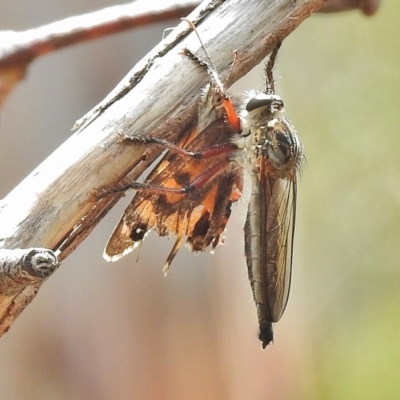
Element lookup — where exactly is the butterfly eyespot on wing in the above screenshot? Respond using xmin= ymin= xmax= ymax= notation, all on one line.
xmin=130 ymin=223 xmax=148 ymax=241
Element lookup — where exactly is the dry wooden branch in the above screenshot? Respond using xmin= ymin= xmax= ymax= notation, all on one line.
xmin=0 ymin=248 xmax=58 ymax=293
xmin=0 ymin=0 xmax=368 ymax=337
xmin=0 ymin=248 xmax=58 ymax=333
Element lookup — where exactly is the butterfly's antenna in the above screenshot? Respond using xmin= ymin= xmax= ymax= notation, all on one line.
xmin=182 ymin=18 xmax=224 ymax=89
xmin=265 ymin=40 xmax=282 ymax=94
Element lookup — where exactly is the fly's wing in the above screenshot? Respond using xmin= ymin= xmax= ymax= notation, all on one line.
xmin=244 ymin=162 xmax=297 ymax=348
xmin=104 ymin=117 xmax=242 ymax=264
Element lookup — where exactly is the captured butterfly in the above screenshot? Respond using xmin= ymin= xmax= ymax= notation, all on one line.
xmin=104 ymin=20 xmax=242 ymax=272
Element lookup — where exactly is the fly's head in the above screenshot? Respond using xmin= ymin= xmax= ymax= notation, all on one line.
xmin=240 ymin=91 xmax=283 ymax=135
xmin=246 ymin=92 xmax=284 ymax=120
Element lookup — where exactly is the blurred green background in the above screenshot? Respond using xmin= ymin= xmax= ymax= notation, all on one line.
xmin=0 ymin=1 xmax=399 ymax=399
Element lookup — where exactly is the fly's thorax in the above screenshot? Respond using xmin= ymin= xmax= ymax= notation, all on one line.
xmin=260 ymin=116 xmax=303 ymax=179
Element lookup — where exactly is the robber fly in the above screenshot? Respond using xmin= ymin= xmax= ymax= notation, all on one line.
xmin=103 ymin=23 xmax=304 ymax=348
xmin=238 ymin=44 xmax=304 ymax=347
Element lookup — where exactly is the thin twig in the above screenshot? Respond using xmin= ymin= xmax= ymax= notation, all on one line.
xmin=0 ymin=0 xmax=199 ymax=107
xmin=0 ymin=0 xmax=199 ymax=68
xmin=0 ymin=0 xmax=380 ymax=108
xmin=319 ymin=0 xmax=380 ymax=15
xmin=0 ymin=0 xmax=380 ymax=67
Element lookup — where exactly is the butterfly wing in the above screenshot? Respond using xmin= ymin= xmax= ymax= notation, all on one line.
xmin=104 ymin=117 xmax=242 ymax=264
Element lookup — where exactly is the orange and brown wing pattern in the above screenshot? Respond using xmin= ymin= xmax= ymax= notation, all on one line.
xmin=104 ymin=116 xmax=242 ymax=264
xmin=104 ymin=41 xmax=242 ymax=266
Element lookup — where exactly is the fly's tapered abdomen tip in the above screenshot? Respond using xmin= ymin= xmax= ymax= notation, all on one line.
xmin=259 ymin=323 xmax=274 ymax=349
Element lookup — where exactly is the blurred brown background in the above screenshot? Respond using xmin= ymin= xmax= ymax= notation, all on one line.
xmin=1 ymin=1 xmax=399 ymax=399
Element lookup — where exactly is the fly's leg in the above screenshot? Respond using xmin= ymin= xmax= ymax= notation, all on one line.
xmin=119 ymin=132 xmax=235 ymax=160
xmin=95 ymin=159 xmax=229 ymax=197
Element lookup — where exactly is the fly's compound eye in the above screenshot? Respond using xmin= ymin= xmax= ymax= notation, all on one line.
xmin=246 ymin=97 xmax=273 ymax=112
xmin=246 ymin=94 xmax=284 ymax=119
